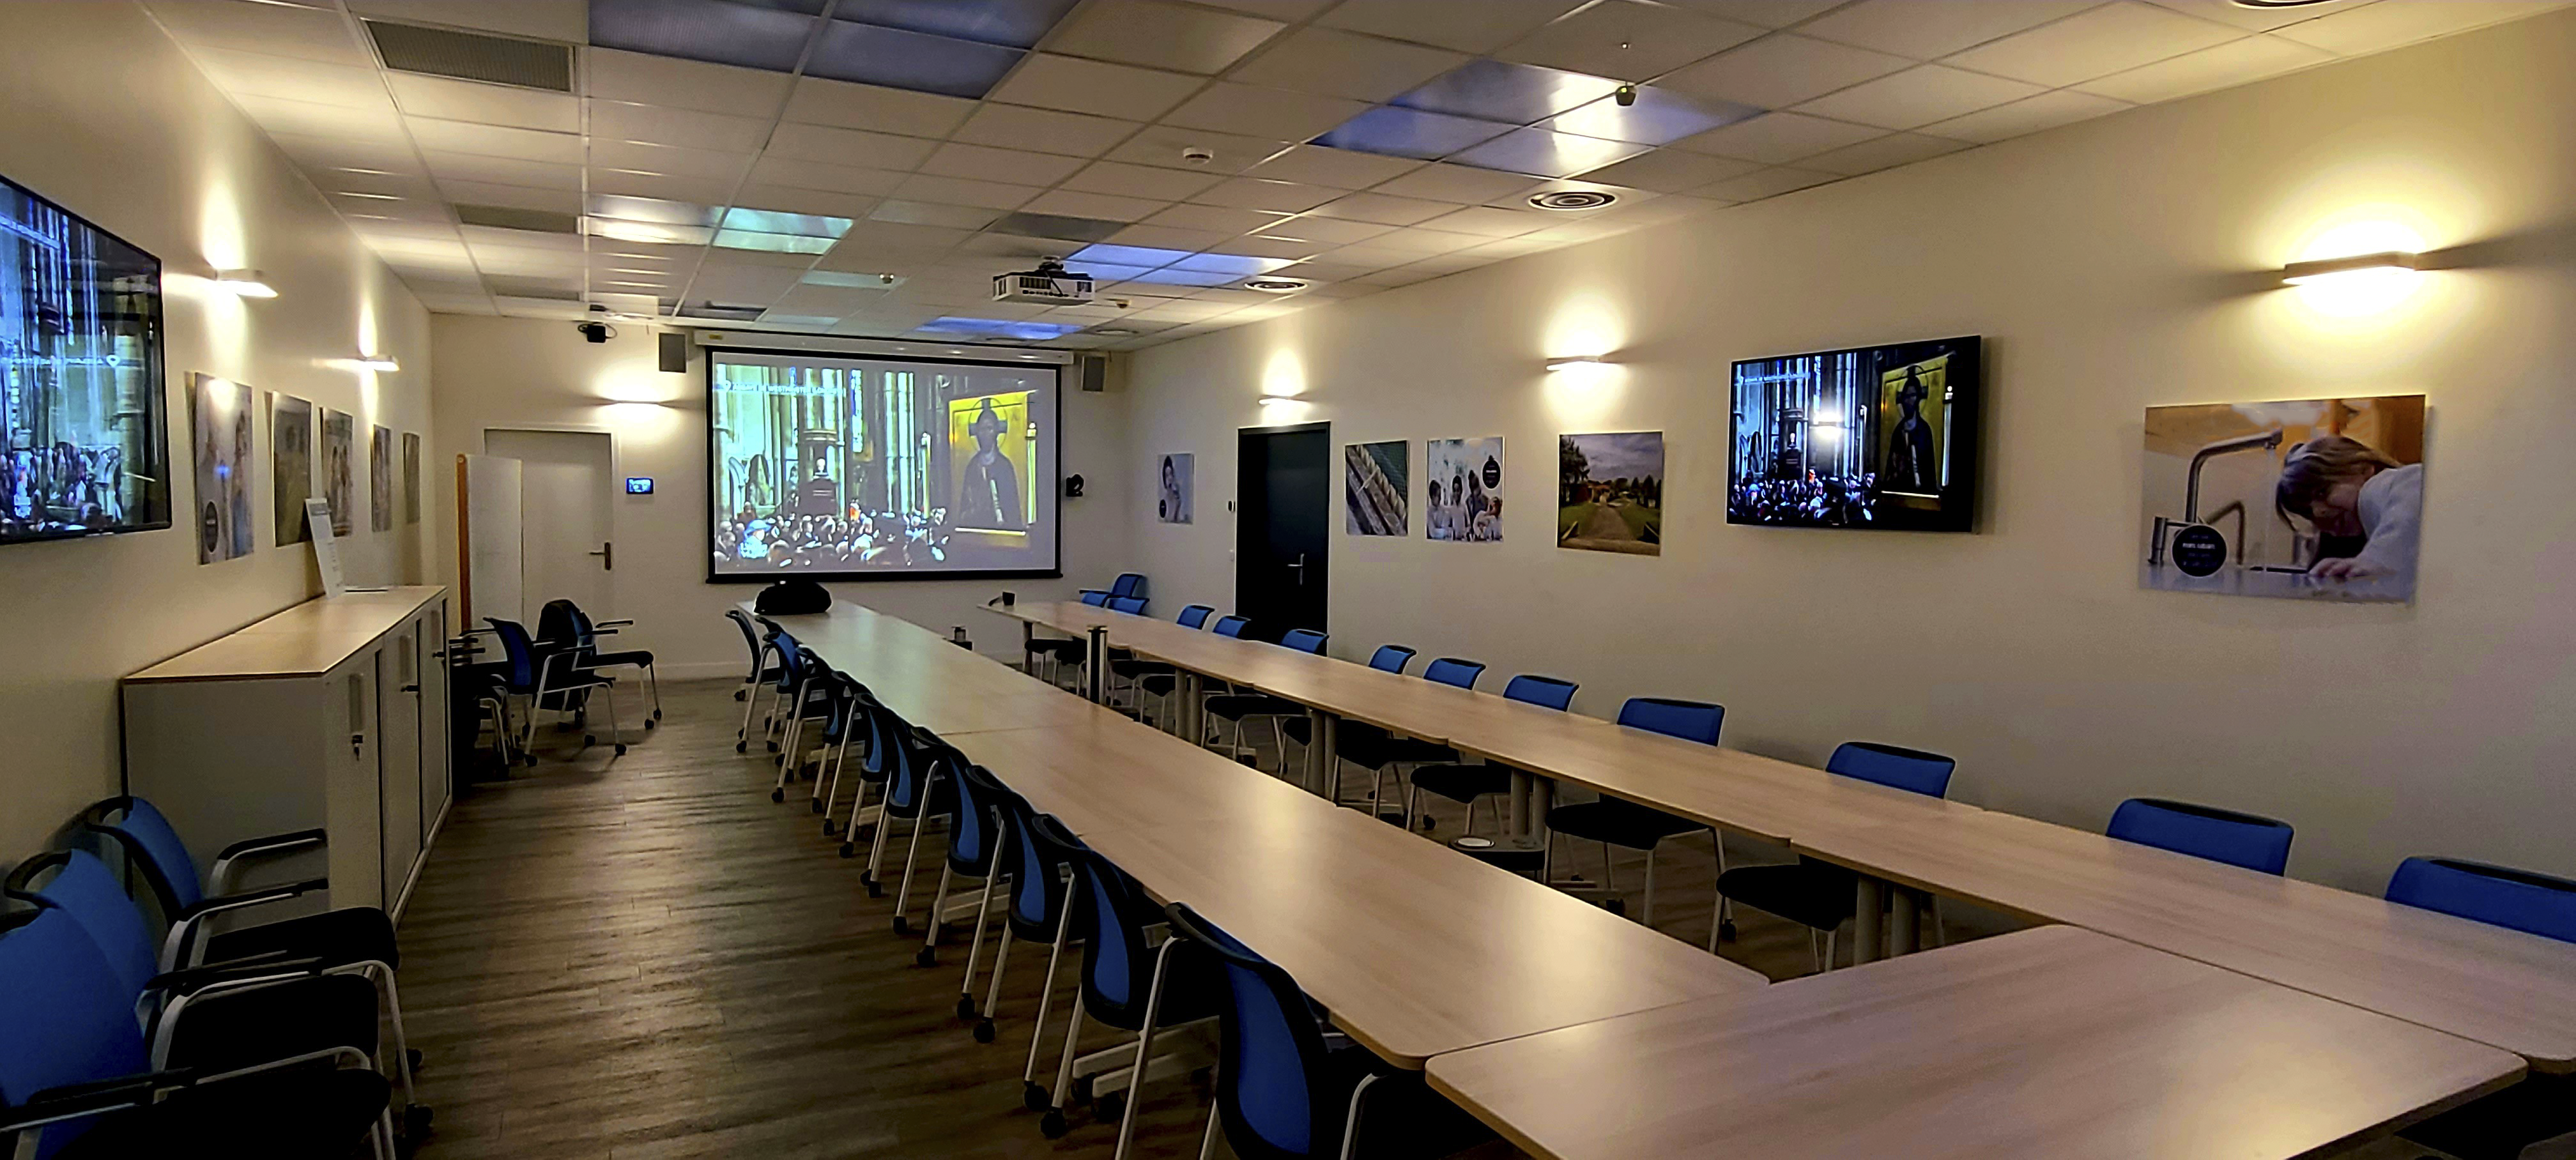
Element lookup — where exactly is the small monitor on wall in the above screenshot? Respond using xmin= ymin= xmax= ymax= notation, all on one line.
xmin=1727 ymin=336 xmax=1982 ymax=532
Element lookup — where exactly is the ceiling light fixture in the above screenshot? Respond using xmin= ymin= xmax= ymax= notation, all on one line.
xmin=2280 ymin=250 xmax=2419 ymax=285
xmin=2231 ymin=1 xmax=2338 ymax=8
xmin=212 ymin=269 xmax=277 ymax=298
xmin=334 ymin=191 xmax=404 ymax=201
xmin=1257 ymin=393 xmax=1298 ymax=406
xmin=1529 ymin=190 xmax=1616 ymax=211
xmin=352 ymin=353 xmax=400 ymax=372
xmin=1545 ymin=356 xmax=1612 ymax=372
xmin=1242 ymin=277 xmax=1308 ymax=293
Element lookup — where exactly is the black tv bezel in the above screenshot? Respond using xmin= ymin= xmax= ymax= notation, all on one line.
xmin=1725 ymin=335 xmax=1983 ymax=533
xmin=0 ymin=172 xmax=172 ymax=546
xmin=701 ymin=346 xmax=1066 ymax=583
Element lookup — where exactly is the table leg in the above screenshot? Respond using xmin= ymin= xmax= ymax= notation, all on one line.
xmin=1890 ymin=887 xmax=1920 ymax=957
xmin=1506 ymin=769 xmax=1533 ymax=840
xmin=1084 ymin=627 xmax=1107 ymax=705
xmin=1853 ymin=876 xmax=1885 ymax=965
xmin=1178 ymin=673 xmax=1200 ymax=743
xmin=1305 ymin=712 xmax=1337 ymax=797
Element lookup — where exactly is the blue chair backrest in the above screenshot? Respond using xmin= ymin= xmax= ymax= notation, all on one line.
xmin=1109 ymin=595 xmax=1149 ymax=615
xmin=4 ymin=851 xmax=157 ymax=998
xmin=1004 ymin=808 xmax=1084 ymax=942
xmin=1280 ymin=629 xmax=1326 ymax=654
xmin=2107 ymin=798 xmax=2293 ymax=875
xmin=726 ymin=607 xmax=760 ymax=653
xmin=0 ymin=908 xmax=151 ymax=1158
xmin=1166 ymin=902 xmax=1331 ymax=1160
xmin=1177 ymin=604 xmax=1215 ymax=630
xmin=1070 ymin=848 xmax=1163 ymax=1028
xmin=770 ymin=630 xmax=804 ymax=690
xmin=1366 ymin=645 xmax=1414 ymax=673
xmin=80 ymin=797 xmax=203 ymax=914
xmin=947 ymin=763 xmax=1007 ymax=874
xmin=485 ymin=617 xmax=542 ymax=692
xmin=2386 ymin=858 xmax=2576 ymax=944
xmin=1422 ymin=657 xmax=1483 ymax=689
xmin=884 ymin=726 xmax=947 ymax=817
xmin=1616 ymin=698 xmax=1724 ymax=745
xmin=1213 ymin=616 xmax=1250 ymax=638
xmin=1081 ymin=591 xmax=1110 ymax=607
xmin=1503 ymin=675 xmax=1577 ymax=711
xmin=1827 ymin=742 xmax=1955 ymax=798
xmin=1108 ymin=573 xmax=1146 ymax=598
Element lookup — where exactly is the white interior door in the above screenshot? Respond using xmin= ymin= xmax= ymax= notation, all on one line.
xmin=484 ymin=429 xmax=615 ymax=620
xmin=459 ymin=454 xmax=525 ymax=629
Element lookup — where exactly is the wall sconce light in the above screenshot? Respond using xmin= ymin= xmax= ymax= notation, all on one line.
xmin=1257 ymin=393 xmax=1297 ymax=406
xmin=352 ymin=353 xmax=400 ymax=372
xmin=212 ymin=269 xmax=277 ymax=298
xmin=1546 ymin=356 xmax=1613 ymax=372
xmin=2281 ymin=251 xmax=2419 ymax=286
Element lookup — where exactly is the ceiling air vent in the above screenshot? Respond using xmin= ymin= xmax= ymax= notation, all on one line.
xmin=688 ymin=303 xmax=769 ymax=321
xmin=455 ymin=204 xmax=580 ymax=234
xmin=365 ymin=19 xmax=574 ymax=93
xmin=1529 ymin=190 xmax=1616 ymax=211
xmin=482 ymin=277 xmax=581 ymax=301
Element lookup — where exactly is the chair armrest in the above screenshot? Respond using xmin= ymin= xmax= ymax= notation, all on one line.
xmin=163 ymin=878 xmax=330 ymax=969
xmin=208 ymin=829 xmax=326 ymax=896
xmin=594 ymin=619 xmax=634 ymax=629
xmin=148 ymin=954 xmax=330 ymax=997
xmin=4 ymin=1070 xmax=197 ymax=1134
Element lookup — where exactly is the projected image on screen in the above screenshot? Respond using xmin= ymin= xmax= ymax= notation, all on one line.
xmin=707 ymin=351 xmax=1059 ymax=580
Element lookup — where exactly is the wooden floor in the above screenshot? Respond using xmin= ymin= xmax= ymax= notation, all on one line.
xmin=395 ymin=675 xmax=1934 ymax=1158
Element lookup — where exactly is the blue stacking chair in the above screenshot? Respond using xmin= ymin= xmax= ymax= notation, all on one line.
xmin=1203 ymin=630 xmax=1328 ymax=768
xmin=2106 ymin=798 xmax=2294 ymax=874
xmin=862 ymin=715 xmax=953 ymax=915
xmin=1712 ymin=741 xmax=1956 ymax=970
xmin=1040 ymin=847 xmax=1220 ymax=1144
xmin=814 ymin=672 xmax=878 ymax=836
xmin=724 ymin=607 xmax=782 ymax=726
xmin=951 ymin=780 xmax=1062 ymax=1044
xmin=837 ymin=695 xmax=910 ymax=859
xmin=1296 ymin=657 xmax=1484 ymax=819
xmin=1212 ymin=615 xmax=1249 ymax=637
xmin=1153 ymin=903 xmax=1495 ymax=1160
xmin=1011 ymin=814 xmax=1091 ymax=1109
xmin=1079 ymin=573 xmax=1147 ymax=602
xmin=4 ymin=851 xmax=401 ymax=1126
xmin=1545 ymin=698 xmax=1730 ymax=940
xmin=919 ymin=763 xmax=1013 ymax=986
xmin=770 ymin=645 xmax=847 ymax=802
xmin=1080 ymin=591 xmax=1111 ymax=607
xmin=1365 ymin=645 xmax=1415 ymax=673
xmin=2388 ymin=858 xmax=2576 ymax=943
xmin=486 ymin=616 xmax=627 ymax=759
xmin=1108 ymin=595 xmax=1149 ymax=616
xmin=1404 ymin=674 xmax=1579 ymax=834
xmin=0 ymin=906 xmax=394 ymax=1160
xmin=1126 ymin=606 xmax=1218 ymax=729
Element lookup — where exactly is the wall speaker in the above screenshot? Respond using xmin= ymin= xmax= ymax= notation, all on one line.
xmin=658 ymin=330 xmax=687 ymax=374
xmin=1077 ymin=353 xmax=1107 ymax=392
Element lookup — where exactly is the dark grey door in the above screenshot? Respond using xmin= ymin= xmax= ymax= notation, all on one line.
xmin=1235 ymin=422 xmax=1330 ymax=643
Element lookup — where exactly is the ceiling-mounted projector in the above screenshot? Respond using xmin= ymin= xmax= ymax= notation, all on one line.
xmin=992 ymin=256 xmax=1094 ymax=305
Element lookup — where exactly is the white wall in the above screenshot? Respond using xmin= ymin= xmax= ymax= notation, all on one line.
xmin=0 ymin=3 xmax=434 ymax=860
xmin=1121 ymin=11 xmax=2576 ymax=893
xmin=428 ymin=314 xmax=1131 ymax=676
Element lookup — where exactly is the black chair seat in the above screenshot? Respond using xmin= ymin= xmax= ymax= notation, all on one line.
xmin=1138 ymin=673 xmax=1179 ymax=696
xmin=1713 ymin=860 xmax=1860 ymax=932
xmin=1204 ymin=694 xmax=1303 ymax=721
xmin=203 ymin=906 xmax=400 ymax=972
xmin=1109 ymin=657 xmax=1173 ymax=678
xmin=1027 ymin=640 xmax=1087 ymax=662
xmin=1547 ymin=799 xmax=1705 ymax=850
xmin=161 ymin=974 xmax=382 ymax=1076
xmin=60 ymin=1065 xmax=391 ymax=1160
xmin=1408 ymin=764 xmax=1514 ymax=804
xmin=590 ymin=648 xmax=654 ymax=668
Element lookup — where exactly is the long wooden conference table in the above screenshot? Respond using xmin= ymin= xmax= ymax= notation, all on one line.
xmin=752 ymin=600 xmax=2543 ymax=1156
xmin=992 ymin=600 xmax=2576 ymax=1072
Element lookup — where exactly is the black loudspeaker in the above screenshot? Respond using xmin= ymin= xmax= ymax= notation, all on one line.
xmin=1077 ymin=354 xmax=1106 ymax=392
xmin=658 ymin=330 xmax=687 ymax=374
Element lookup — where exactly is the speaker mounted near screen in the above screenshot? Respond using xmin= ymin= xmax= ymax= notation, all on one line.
xmin=1728 ymin=336 xmax=1982 ymax=532
xmin=658 ymin=330 xmax=687 ymax=374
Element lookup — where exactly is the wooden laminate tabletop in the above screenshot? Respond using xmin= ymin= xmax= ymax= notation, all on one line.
xmin=1791 ymin=811 xmax=2576 ymax=1072
xmin=129 ymin=586 xmax=448 ymax=682
xmin=1427 ymin=926 xmax=2526 ymax=1160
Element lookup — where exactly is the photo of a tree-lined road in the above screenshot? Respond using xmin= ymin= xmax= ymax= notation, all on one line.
xmin=1558 ymin=431 xmax=1664 ymax=556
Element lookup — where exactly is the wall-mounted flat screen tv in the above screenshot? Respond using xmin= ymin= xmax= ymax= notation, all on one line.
xmin=1728 ymin=335 xmax=1981 ymax=532
xmin=2 ymin=172 xmax=169 ymax=545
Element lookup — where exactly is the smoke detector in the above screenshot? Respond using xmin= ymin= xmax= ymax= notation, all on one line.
xmin=1181 ymin=146 xmax=1215 ymax=167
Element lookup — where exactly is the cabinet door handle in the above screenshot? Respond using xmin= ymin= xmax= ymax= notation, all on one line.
xmin=401 ymin=684 xmax=420 ymax=693
xmin=351 ymin=732 xmax=366 ymax=754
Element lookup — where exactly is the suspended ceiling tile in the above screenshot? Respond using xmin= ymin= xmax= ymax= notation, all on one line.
xmin=1316 ymin=0 xmax=1588 ymax=54
xmin=1655 ymin=0 xmax=1850 ymax=26
xmin=1569 ymin=149 xmax=1763 ymax=194
xmin=1919 ymin=89 xmax=2131 ymax=144
xmin=986 ymin=54 xmax=1204 ymax=121
xmin=1164 ymin=84 xmax=1375 ymax=144
xmin=1413 ymin=205 xmax=1556 ymax=238
xmin=918 ymin=142 xmax=1086 ymax=186
xmin=588 ymin=169 xmax=739 ymax=205
xmin=2142 ymin=0 xmax=2377 ymax=33
xmin=887 ymin=172 xmax=1044 ymax=210
xmin=1369 ymin=162 xmax=1544 ymax=206
xmin=232 ymin=93 xmax=408 ymax=142
xmin=1798 ymin=130 xmax=1974 ymax=176
xmin=950 ymin=105 xmax=1142 ymax=158
xmin=1239 ymin=145 xmax=1425 ymax=190
xmin=1017 ymin=190 xmax=1172 ymax=222
xmin=1228 ymin=27 xmax=1469 ymax=103
xmin=1791 ymin=65 xmax=2048 ymax=131
xmin=1044 ymin=1 xmax=1285 ymax=74
xmin=1105 ymin=125 xmax=1296 ymax=174
xmin=1495 ymin=0 xmax=1767 ymax=80
xmin=834 ymin=0 xmax=1078 ymax=50
xmin=2269 ymin=0 xmax=2562 ymax=54
xmin=1106 ymin=224 xmax=1237 ymax=250
xmin=1540 ymin=88 xmax=1761 ymax=146
xmin=269 ymin=130 xmax=429 ymax=178
xmin=1797 ymin=0 xmax=2106 ymax=60
xmin=588 ymin=100 xmax=769 ymax=152
xmin=747 ymin=156 xmax=913 ymax=197
xmin=765 ymin=123 xmax=940 ymax=169
xmin=1310 ymin=105 xmax=1515 ymax=161
xmin=1390 ymin=59 xmax=1622 ymax=125
xmin=590 ymin=140 xmax=755 ymax=182
xmin=407 ymin=116 xmax=585 ymax=163
xmin=1142 ymin=202 xmax=1293 ymax=233
xmin=1697 ymin=165 xmax=1837 ymax=202
xmin=1668 ymin=110 xmax=1883 ymax=162
xmin=437 ymin=178 xmax=583 ymax=213
xmin=1448 ymin=128 xmax=1652 ymax=179
xmin=347 ymin=0 xmax=585 ymax=42
xmin=586 ymin=49 xmax=792 ymax=118
xmin=1945 ymin=2 xmax=2246 ymax=88
xmin=388 ymin=73 xmax=580 ymax=133
xmin=183 ymin=47 xmax=385 ymax=107
xmin=1062 ymin=160 xmax=1226 ymax=201
xmin=780 ymin=76 xmax=978 ymax=137
xmin=2073 ymin=33 xmax=2332 ymax=102
xmin=1248 ymin=215 xmax=1398 ymax=246
xmin=146 ymin=0 xmax=371 ymax=65
xmin=585 ymin=0 xmax=816 ymax=74
xmin=1658 ymin=34 xmax=1916 ymax=109
xmin=1307 ymin=191 xmax=1466 ymax=226
xmin=803 ymin=20 xmax=1025 ymax=99
xmin=1188 ymin=177 xmax=1340 ymax=213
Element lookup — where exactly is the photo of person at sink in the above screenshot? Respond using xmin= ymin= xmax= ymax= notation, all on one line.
xmin=2275 ymin=434 xmax=2424 ymax=590
xmin=2138 ymin=395 xmax=2424 ymax=603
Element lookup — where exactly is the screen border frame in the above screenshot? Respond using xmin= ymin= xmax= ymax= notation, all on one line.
xmin=701 ymin=344 xmax=1066 ymax=583
xmin=1724 ymin=333 xmax=1983 ymax=534
xmin=0 ymin=171 xmax=172 ymax=547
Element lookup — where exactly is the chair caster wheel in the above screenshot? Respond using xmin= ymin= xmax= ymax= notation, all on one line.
xmin=893 ymin=917 xmax=912 ymax=935
xmin=736 ymin=741 xmax=747 ymax=753
xmin=1023 ymin=1082 xmax=1049 ymax=1112
xmin=956 ymin=995 xmax=977 ymax=1020
xmin=585 ymin=735 xmax=597 ymax=747
xmin=1070 ymin=1076 xmax=1093 ymax=1104
xmin=1420 ymin=816 xmax=1438 ymax=832
xmin=1096 ymin=1092 xmax=1125 ymax=1121
xmin=645 ymin=719 xmax=657 ymax=729
xmin=523 ymin=754 xmax=539 ymax=767
xmin=654 ymin=710 xmax=664 ymax=721
xmin=839 ymin=842 xmax=857 ymax=858
xmin=402 ymin=1104 xmax=433 ymax=1136
xmin=1040 ymin=1109 xmax=1068 ymax=1139
xmin=915 ymin=947 xmax=937 ymax=968
xmin=868 ymin=880 xmax=884 ymax=897
xmin=822 ymin=820 xmax=839 ymax=836
xmin=1603 ymin=898 xmax=1627 ymax=917
xmin=767 ymin=742 xmax=779 ymax=752
xmin=406 ymin=1049 xmax=423 ymax=1071
xmin=770 ymin=788 xmax=785 ymax=803
xmin=735 ymin=689 xmax=747 ymax=701
xmin=809 ymin=800 xmax=824 ymax=814
xmin=1719 ymin=919 xmax=1738 ymax=942
xmin=615 ymin=744 xmax=627 ymax=756
xmin=974 ymin=1018 xmax=995 ymax=1044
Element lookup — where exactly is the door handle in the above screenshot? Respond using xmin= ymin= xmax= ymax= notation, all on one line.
xmin=587 ymin=542 xmax=613 ymax=571
xmin=350 ymin=731 xmax=366 ymax=756
xmin=1286 ymin=554 xmax=1306 ymax=585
